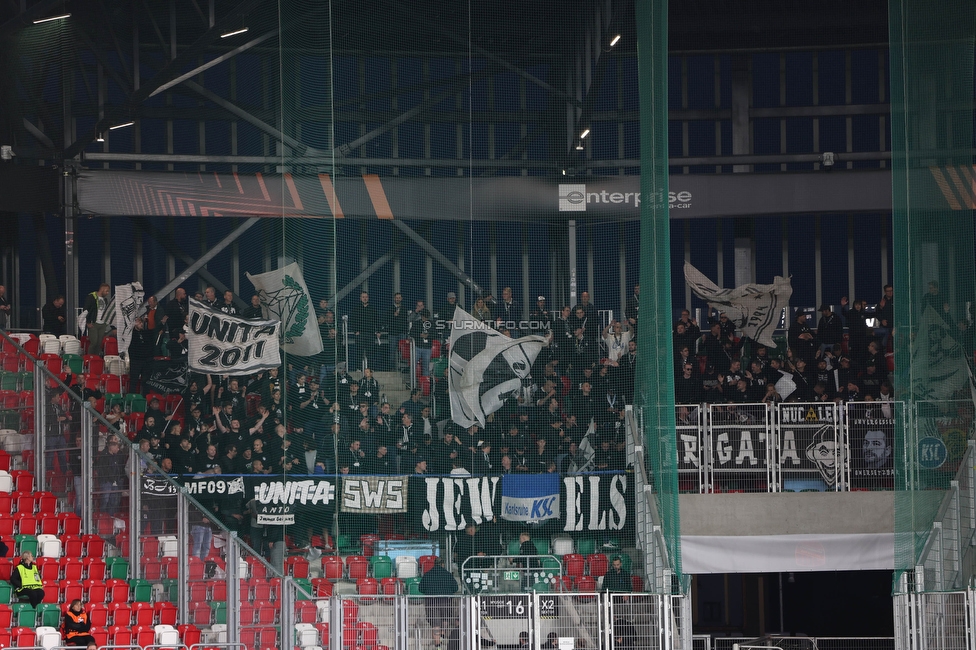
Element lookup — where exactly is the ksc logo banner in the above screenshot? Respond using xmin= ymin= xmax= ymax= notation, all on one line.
xmin=500 ymin=474 xmax=560 ymax=523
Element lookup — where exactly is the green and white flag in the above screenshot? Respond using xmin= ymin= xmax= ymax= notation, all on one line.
xmin=246 ymin=262 xmax=323 ymax=357
xmin=912 ymin=305 xmax=974 ymax=402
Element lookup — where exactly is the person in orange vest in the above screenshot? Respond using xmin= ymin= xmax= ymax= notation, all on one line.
xmin=61 ymin=599 xmax=97 ymax=649
xmin=10 ymin=551 xmax=45 ymax=606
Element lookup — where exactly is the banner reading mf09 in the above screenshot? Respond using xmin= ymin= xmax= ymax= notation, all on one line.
xmin=187 ymin=298 xmax=281 ymax=373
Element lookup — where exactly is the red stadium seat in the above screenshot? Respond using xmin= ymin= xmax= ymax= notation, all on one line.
xmin=106 ymin=578 xmax=129 ymax=603
xmin=0 ymin=604 xmax=10 ymax=628
xmin=60 ymin=580 xmax=84 ymax=603
xmin=322 ymin=555 xmax=344 ymax=580
xmin=342 ymin=599 xmax=359 ymax=625
xmin=88 ymin=627 xmax=108 ymax=647
xmin=418 ymin=554 xmax=437 ymax=575
xmin=131 ymin=601 xmax=155 ymax=626
xmin=11 ymin=471 xmax=33 ymax=492
xmin=102 ymin=338 xmax=119 ymax=356
xmin=245 ymin=556 xmax=268 ymax=579
xmin=86 ymin=603 xmax=109 ymax=627
xmin=209 ymin=579 xmax=227 ymax=601
xmin=576 ymin=576 xmax=597 ymax=595
xmin=314 ymin=623 xmax=330 ymax=648
xmin=35 ymin=491 xmax=57 ymax=514
xmin=141 ymin=558 xmax=162 ymax=580
xmin=356 ymin=621 xmax=378 ymax=647
xmin=356 ymin=577 xmax=379 ymax=598
xmin=238 ymin=602 xmax=255 ymax=625
xmin=563 ymin=553 xmax=585 ymax=578
xmin=82 ymin=534 xmax=106 ymax=558
xmin=59 ymin=513 xmax=82 ymax=536
xmin=296 ymin=600 xmax=317 ymax=623
xmin=38 ymin=517 xmax=59 ymax=536
xmin=61 ymin=537 xmax=83 ymax=559
xmin=108 ymin=602 xmax=132 ymax=626
xmin=11 ymin=627 xmax=36 ymax=648
xmin=587 ymin=553 xmax=608 ymax=578
xmin=83 ymin=578 xmax=108 ymax=603
xmin=249 ymin=578 xmax=272 ymax=601
xmin=285 ymin=555 xmax=310 ymax=578
xmin=177 ymin=624 xmax=202 ymax=647
xmin=312 ymin=577 xmax=334 ymax=598
xmin=0 ymin=515 xmax=14 ymax=537
xmin=15 ymin=512 xmax=38 ymax=535
xmin=132 ymin=625 xmax=156 ymax=648
xmin=189 ymin=602 xmax=212 ymax=626
xmin=380 ymin=577 xmax=401 ymax=599
xmin=188 ymin=582 xmax=209 ymax=603
xmin=35 ymin=557 xmax=60 ymax=581
xmin=255 ymin=600 xmax=277 ymax=625
xmin=347 ymin=555 xmax=369 ymax=579
xmin=60 ymin=558 xmax=84 ymax=581
xmin=83 ymin=355 xmax=104 ymax=375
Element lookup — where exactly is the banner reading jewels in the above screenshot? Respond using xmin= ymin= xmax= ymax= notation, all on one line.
xmin=171 ymin=472 xmax=632 ymax=534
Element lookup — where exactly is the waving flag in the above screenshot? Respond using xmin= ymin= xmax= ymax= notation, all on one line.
xmin=246 ymin=262 xmax=323 ymax=357
xmin=684 ymin=262 xmax=792 ymax=347
xmin=449 ymin=308 xmax=548 ymax=427
xmin=114 ymin=282 xmax=144 ymax=357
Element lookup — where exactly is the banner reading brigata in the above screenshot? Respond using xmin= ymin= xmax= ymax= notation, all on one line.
xmin=187 ymin=298 xmax=281 ymax=373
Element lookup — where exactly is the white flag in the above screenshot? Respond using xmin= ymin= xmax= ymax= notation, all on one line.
xmin=114 ymin=282 xmax=144 ymax=358
xmin=449 ymin=308 xmax=548 ymax=427
xmin=684 ymin=262 xmax=792 ymax=348
xmin=246 ymin=262 xmax=323 ymax=357
xmin=187 ymin=298 xmax=281 ymax=373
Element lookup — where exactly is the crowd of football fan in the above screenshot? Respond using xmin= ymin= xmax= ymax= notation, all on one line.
xmin=33 ymin=279 xmax=976 ymax=489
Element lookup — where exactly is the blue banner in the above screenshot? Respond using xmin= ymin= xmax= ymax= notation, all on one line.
xmin=500 ymin=474 xmax=560 ymax=523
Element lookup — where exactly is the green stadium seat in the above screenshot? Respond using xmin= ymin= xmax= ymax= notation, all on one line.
xmin=211 ymin=601 xmax=227 ymax=624
xmin=125 ymin=394 xmax=147 ymax=413
xmin=37 ymin=602 xmax=61 ymax=626
xmin=404 ymin=577 xmax=422 ymax=595
xmin=575 ymin=539 xmax=596 ymax=556
xmin=507 ymin=539 xmax=521 ymax=555
xmin=370 ymin=556 xmax=393 ymax=579
xmin=62 ymin=354 xmax=84 ymax=375
xmin=530 ymin=580 xmax=551 ymax=593
xmin=105 ymin=393 xmax=123 ymax=408
xmin=294 ymin=578 xmax=312 ymax=600
xmin=0 ymin=580 xmax=11 ymax=603
xmin=532 ymin=539 xmax=550 ymax=555
xmin=11 ymin=602 xmax=36 ymax=627
xmin=106 ymin=557 xmax=129 ymax=580
xmin=14 ymin=535 xmax=37 ymax=555
xmin=0 ymin=372 xmax=18 ymax=391
xmin=129 ymin=579 xmax=153 ymax=602
xmin=17 ymin=372 xmax=32 ymax=391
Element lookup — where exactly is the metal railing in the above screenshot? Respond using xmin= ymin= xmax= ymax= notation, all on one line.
xmin=675 ymin=401 xmax=913 ymax=493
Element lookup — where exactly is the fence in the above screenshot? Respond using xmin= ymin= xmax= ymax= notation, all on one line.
xmin=676 ymin=401 xmax=915 ymax=493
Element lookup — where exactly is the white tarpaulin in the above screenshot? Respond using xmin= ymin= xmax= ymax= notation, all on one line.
xmin=681 ymin=533 xmax=894 ymax=573
xmin=684 ymin=262 xmax=792 ymax=348
xmin=449 ymin=308 xmax=548 ymax=427
xmin=114 ymin=282 xmax=144 ymax=358
xmin=245 ymin=262 xmax=323 ymax=357
xmin=187 ymin=298 xmax=281 ymax=373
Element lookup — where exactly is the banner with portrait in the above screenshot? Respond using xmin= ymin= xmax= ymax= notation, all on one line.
xmin=847 ymin=402 xmax=894 ymax=489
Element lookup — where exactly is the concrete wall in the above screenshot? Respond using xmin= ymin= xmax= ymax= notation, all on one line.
xmin=679 ymin=492 xmax=894 ymax=537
